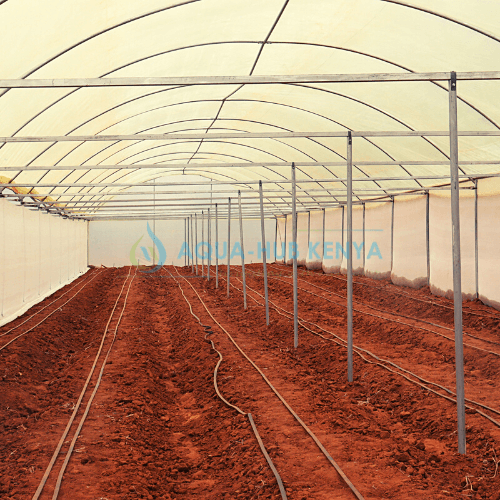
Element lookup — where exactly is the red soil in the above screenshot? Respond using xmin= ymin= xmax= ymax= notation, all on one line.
xmin=1 ymin=264 xmax=499 ymax=500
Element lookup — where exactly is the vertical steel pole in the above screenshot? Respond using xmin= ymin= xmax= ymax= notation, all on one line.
xmin=284 ymin=214 xmax=287 ymax=264
xmin=215 ymin=203 xmax=219 ymax=288
xmin=475 ymin=180 xmax=479 ymax=299
xmin=184 ymin=218 xmax=187 ymax=267
xmin=153 ymin=178 xmax=156 ymax=267
xmin=391 ymin=197 xmax=395 ymax=272
xmin=307 ymin=211 xmax=311 ymax=268
xmin=347 ymin=132 xmax=354 ymax=383
xmin=362 ymin=203 xmax=366 ymax=272
xmin=207 ymin=208 xmax=211 ymax=281
xmin=274 ymin=216 xmax=278 ymax=264
xmin=259 ymin=181 xmax=270 ymax=325
xmin=227 ymin=198 xmax=231 ymax=298
xmin=341 ymin=206 xmax=345 ymax=250
xmin=191 ymin=215 xmax=194 ymax=273
xmin=195 ymin=213 xmax=198 ymax=275
xmin=238 ymin=190 xmax=247 ymax=310
xmin=201 ymin=210 xmax=205 ymax=278
xmin=426 ymin=191 xmax=430 ymax=284
xmin=322 ymin=208 xmax=326 ymax=268
xmin=449 ymin=71 xmax=466 ymax=455
xmin=292 ymin=163 xmax=298 ymax=348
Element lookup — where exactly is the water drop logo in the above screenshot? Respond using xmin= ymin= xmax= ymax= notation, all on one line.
xmin=129 ymin=223 xmax=166 ymax=273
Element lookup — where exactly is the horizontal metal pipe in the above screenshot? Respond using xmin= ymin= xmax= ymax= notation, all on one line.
xmin=56 ymin=194 xmax=441 ymax=216
xmin=1 ymin=173 xmax=496 ymax=189
xmin=0 ymin=71 xmax=499 ymax=88
xmin=60 ymin=202 xmax=349 ymax=213
xmin=16 ymin=185 xmax=468 ymax=206
xmin=1 ymin=182 xmax=473 ymax=199
xmin=2 ymin=160 xmax=500 ymax=171
xmin=2 ymin=130 xmax=500 ymax=143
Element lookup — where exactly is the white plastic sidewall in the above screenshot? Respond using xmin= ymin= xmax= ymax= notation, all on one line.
xmin=391 ymin=196 xmax=427 ymax=288
xmin=364 ymin=202 xmax=392 ymax=279
xmin=322 ymin=208 xmax=343 ymax=273
xmin=429 ymin=192 xmax=476 ymax=300
xmin=276 ymin=217 xmax=286 ymax=263
xmin=306 ymin=210 xmax=323 ymax=270
xmin=0 ymin=200 xmax=88 ymax=326
xmin=340 ymin=205 xmax=364 ymax=275
xmin=296 ymin=212 xmax=308 ymax=266
xmin=478 ymin=178 xmax=500 ymax=309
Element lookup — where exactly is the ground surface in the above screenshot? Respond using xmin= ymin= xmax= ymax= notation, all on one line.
xmin=1 ymin=263 xmax=500 ymax=500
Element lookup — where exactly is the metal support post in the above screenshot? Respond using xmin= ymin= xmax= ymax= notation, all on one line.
xmin=195 ymin=213 xmax=198 ymax=275
xmin=475 ymin=180 xmax=479 ymax=299
xmin=322 ymin=208 xmax=326 ymax=266
xmin=215 ymin=204 xmax=219 ymax=288
xmin=259 ymin=181 xmax=270 ymax=325
xmin=292 ymin=163 xmax=298 ymax=348
xmin=306 ymin=211 xmax=310 ymax=269
xmin=426 ymin=192 xmax=430 ymax=284
xmin=201 ymin=211 xmax=205 ymax=277
xmin=347 ymin=132 xmax=354 ymax=382
xmin=153 ymin=178 xmax=156 ymax=267
xmin=362 ymin=203 xmax=366 ymax=271
xmin=449 ymin=71 xmax=466 ymax=455
xmin=341 ymin=206 xmax=345 ymax=249
xmin=274 ymin=216 xmax=278 ymax=263
xmin=390 ymin=198 xmax=394 ymax=272
xmin=191 ymin=215 xmax=194 ymax=273
xmin=207 ymin=208 xmax=211 ymax=281
xmin=227 ymin=198 xmax=231 ymax=298
xmin=184 ymin=217 xmax=189 ymax=267
xmin=238 ymin=190 xmax=247 ymax=310
xmin=284 ymin=214 xmax=287 ymax=264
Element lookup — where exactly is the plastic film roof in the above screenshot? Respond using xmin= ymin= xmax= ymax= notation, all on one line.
xmin=1 ymin=0 xmax=500 ymax=218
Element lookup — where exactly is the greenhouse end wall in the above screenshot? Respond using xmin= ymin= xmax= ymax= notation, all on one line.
xmin=0 ymin=199 xmax=88 ymax=327
xmin=89 ymin=217 xmax=276 ymax=268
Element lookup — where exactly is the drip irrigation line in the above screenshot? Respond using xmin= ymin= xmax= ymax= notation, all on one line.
xmin=0 ymin=270 xmax=103 ymax=353
xmin=247 ymin=269 xmax=500 ymax=356
xmin=165 ymin=268 xmax=245 ymax=416
xmin=247 ymin=412 xmax=289 ymax=500
xmin=32 ymin=268 xmax=135 ymax=500
xmin=0 ymin=269 xmax=98 ymax=338
xmin=228 ymin=275 xmax=500 ymax=429
xmin=239 ymin=272 xmax=500 ymax=416
xmin=51 ymin=270 xmax=136 ymax=499
xmin=164 ymin=267 xmax=287 ymax=499
xmin=275 ymin=262 xmax=500 ymax=322
xmin=172 ymin=266 xmax=365 ymax=500
xmin=281 ymin=262 xmax=500 ymax=323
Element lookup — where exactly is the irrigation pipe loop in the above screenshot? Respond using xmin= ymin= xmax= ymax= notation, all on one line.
xmin=172 ymin=266 xmax=365 ymax=500
xmin=165 ymin=268 xmax=287 ymax=499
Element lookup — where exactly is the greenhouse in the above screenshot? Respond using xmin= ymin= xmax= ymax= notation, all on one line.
xmin=1 ymin=1 xmax=500 ymax=499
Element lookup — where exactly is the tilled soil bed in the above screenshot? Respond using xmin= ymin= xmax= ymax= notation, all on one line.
xmin=1 ymin=264 xmax=499 ymax=500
